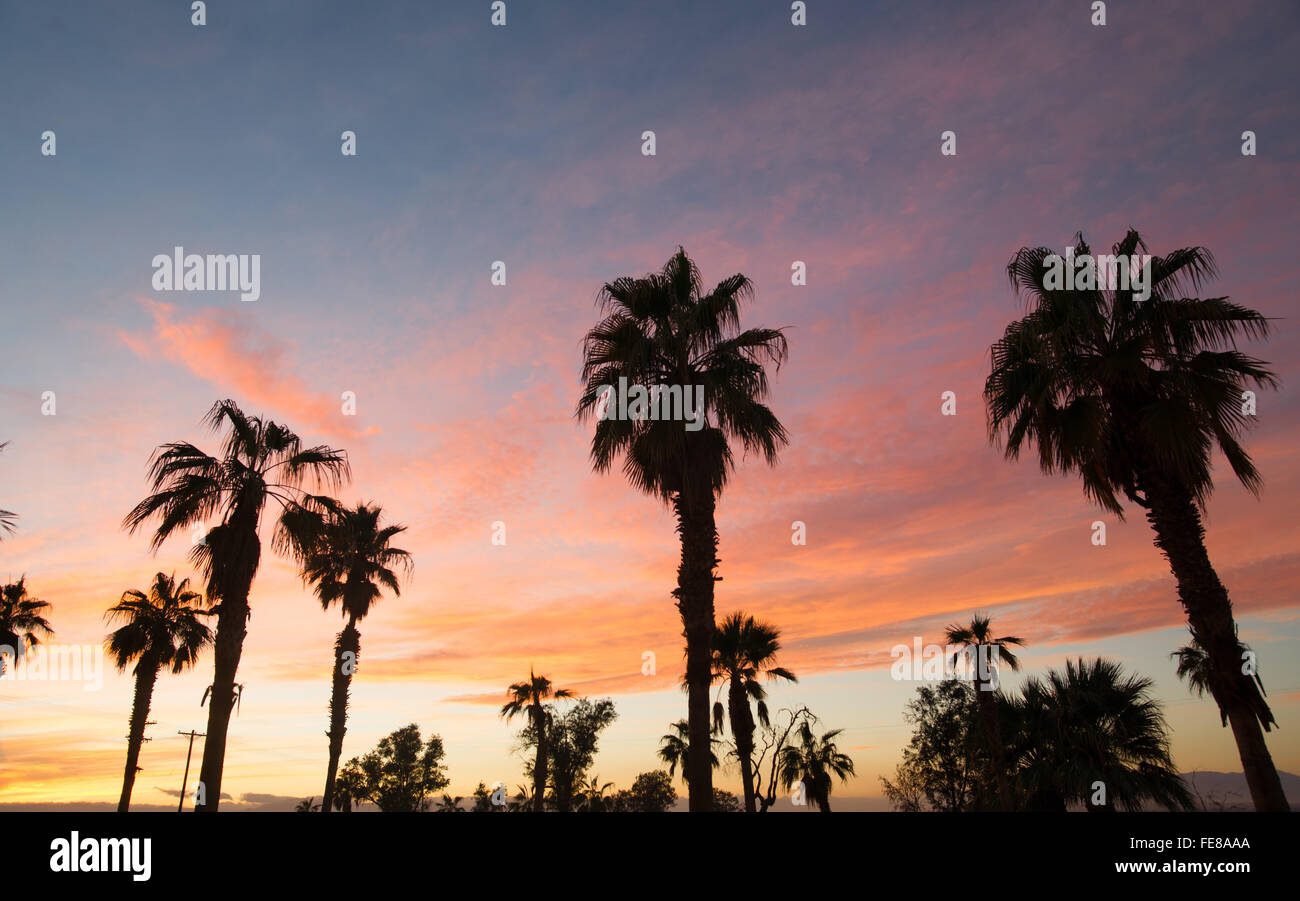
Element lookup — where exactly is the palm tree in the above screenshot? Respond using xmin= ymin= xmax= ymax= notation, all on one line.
xmin=500 ymin=669 xmax=572 ymax=811
xmin=1173 ymin=633 xmax=1270 ymax=729
xmin=657 ymin=718 xmax=721 ymax=782
xmin=710 ymin=612 xmax=796 ymax=812
xmin=105 ymin=572 xmax=213 ymax=812
xmin=435 ymin=795 xmax=466 ymax=813
xmin=1011 ymin=658 xmax=1196 ymax=812
xmin=294 ymin=797 xmax=321 ymax=812
xmin=0 ymin=442 xmax=16 ymax=538
xmin=578 ymin=775 xmax=616 ymax=812
xmin=0 ymin=577 xmax=53 ymax=676
xmin=276 ymin=501 xmax=412 ymax=814
xmin=333 ymin=760 xmax=366 ymax=812
xmin=576 ymin=248 xmax=789 ymax=810
xmin=123 ymin=399 xmax=350 ymax=810
xmin=778 ymin=722 xmax=855 ymax=812
xmin=944 ymin=614 xmax=1024 ymax=811
xmin=985 ymin=230 xmax=1286 ymax=810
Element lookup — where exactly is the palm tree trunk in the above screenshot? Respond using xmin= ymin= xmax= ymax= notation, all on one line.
xmin=194 ymin=593 xmax=248 ymax=811
xmin=532 ymin=704 xmax=548 ymax=812
xmin=974 ymin=678 xmax=1014 ymax=811
xmin=729 ymin=679 xmax=757 ymax=813
xmin=1138 ymin=466 xmax=1289 ymax=811
xmin=117 ymin=658 xmax=159 ymax=813
xmin=674 ymin=485 xmax=718 ymax=812
xmin=321 ymin=618 xmax=359 ymax=813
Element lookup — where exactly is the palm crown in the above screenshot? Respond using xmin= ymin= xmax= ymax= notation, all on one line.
xmin=657 ymin=719 xmax=720 ymax=780
xmin=1013 ymin=658 xmax=1195 ymax=811
xmin=501 ymin=669 xmax=573 ymax=724
xmin=710 ymin=612 xmax=796 ymax=732
xmin=985 ymin=230 xmax=1275 ymax=516
xmin=276 ymin=500 xmax=412 ymax=620
xmin=105 ymin=572 xmax=213 ymax=675
xmin=944 ymin=614 xmax=1024 ymax=683
xmin=0 ymin=577 xmax=53 ymax=672
xmin=123 ymin=399 xmax=350 ymax=601
xmin=778 ymin=722 xmax=856 ymax=808
xmin=576 ymin=246 xmax=789 ymax=499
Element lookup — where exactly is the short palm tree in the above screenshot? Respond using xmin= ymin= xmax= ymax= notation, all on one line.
xmin=944 ymin=614 xmax=1024 ymax=810
xmin=986 ymin=230 xmax=1286 ymax=810
xmin=710 ymin=612 xmax=796 ymax=812
xmin=123 ymin=399 xmax=350 ymax=810
xmin=1012 ymin=658 xmax=1195 ymax=811
xmin=501 ymin=669 xmax=572 ymax=811
xmin=657 ymin=718 xmax=721 ymax=782
xmin=578 ymin=775 xmax=616 ymax=812
xmin=576 ymin=247 xmax=789 ymax=810
xmin=105 ymin=572 xmax=213 ymax=812
xmin=435 ymin=795 xmax=466 ymax=813
xmin=1172 ymin=632 xmax=1269 ymax=729
xmin=0 ymin=577 xmax=53 ymax=675
xmin=333 ymin=759 xmax=366 ymax=812
xmin=294 ymin=797 xmax=321 ymax=812
xmin=778 ymin=722 xmax=855 ymax=812
xmin=276 ymin=501 xmax=412 ymax=814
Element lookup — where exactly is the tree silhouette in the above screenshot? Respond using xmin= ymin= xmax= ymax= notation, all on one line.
xmin=105 ymin=572 xmax=212 ymax=812
xmin=986 ymin=231 xmax=1286 ymax=810
xmin=577 ymin=248 xmax=788 ymax=810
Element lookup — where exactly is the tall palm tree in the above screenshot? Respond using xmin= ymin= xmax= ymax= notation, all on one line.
xmin=0 ymin=442 xmax=16 ymax=538
xmin=1011 ymin=658 xmax=1196 ymax=812
xmin=944 ymin=615 xmax=1024 ymax=811
xmin=710 ymin=612 xmax=796 ymax=812
xmin=105 ymin=572 xmax=213 ymax=812
xmin=657 ymin=718 xmax=721 ymax=782
xmin=123 ymin=399 xmax=350 ymax=810
xmin=500 ymin=669 xmax=572 ymax=811
xmin=576 ymin=248 xmax=789 ymax=810
xmin=276 ymin=501 xmax=412 ymax=813
xmin=0 ymin=577 xmax=53 ymax=676
xmin=778 ymin=722 xmax=855 ymax=812
xmin=985 ymin=230 xmax=1287 ymax=810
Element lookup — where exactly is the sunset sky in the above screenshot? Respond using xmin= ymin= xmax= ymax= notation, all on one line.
xmin=1 ymin=0 xmax=1298 ymax=809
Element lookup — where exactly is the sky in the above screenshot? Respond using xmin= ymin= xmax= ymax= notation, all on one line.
xmin=0 ymin=0 xmax=1298 ymax=810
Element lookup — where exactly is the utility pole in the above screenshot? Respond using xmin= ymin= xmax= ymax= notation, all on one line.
xmin=177 ymin=730 xmax=204 ymax=812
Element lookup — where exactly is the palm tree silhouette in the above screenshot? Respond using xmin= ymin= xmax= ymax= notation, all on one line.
xmin=435 ymin=794 xmax=466 ymax=813
xmin=986 ymin=231 xmax=1286 ymax=810
xmin=576 ymin=247 xmax=789 ymax=810
xmin=578 ymin=775 xmax=616 ymax=812
xmin=1173 ymin=632 xmax=1269 ymax=729
xmin=710 ymin=612 xmax=796 ymax=812
xmin=123 ymin=399 xmax=349 ymax=810
xmin=1010 ymin=658 xmax=1196 ymax=811
xmin=332 ymin=759 xmax=365 ymax=812
xmin=105 ymin=572 xmax=212 ymax=812
xmin=778 ymin=721 xmax=855 ymax=812
xmin=0 ymin=577 xmax=53 ymax=676
xmin=276 ymin=500 xmax=412 ymax=813
xmin=657 ymin=718 xmax=720 ymax=782
xmin=500 ymin=668 xmax=572 ymax=811
xmin=944 ymin=614 xmax=1024 ymax=810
